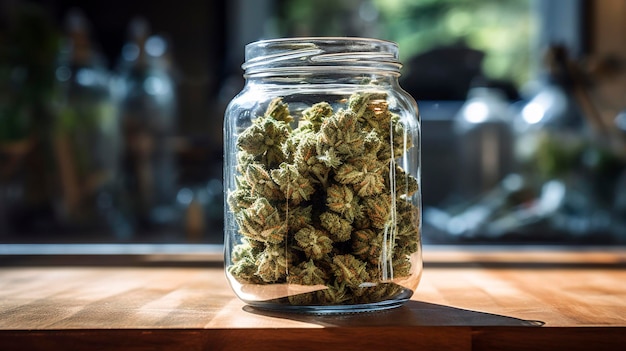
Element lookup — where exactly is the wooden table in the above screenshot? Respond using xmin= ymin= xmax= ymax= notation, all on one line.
xmin=1 ymin=246 xmax=625 ymax=350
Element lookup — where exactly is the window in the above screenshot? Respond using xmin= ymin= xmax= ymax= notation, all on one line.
xmin=4 ymin=0 xmax=618 ymax=249
xmin=275 ymin=0 xmax=536 ymax=100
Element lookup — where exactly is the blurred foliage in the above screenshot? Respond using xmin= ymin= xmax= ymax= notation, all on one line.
xmin=277 ymin=0 xmax=373 ymax=37
xmin=276 ymin=0 xmax=535 ymax=89
xmin=0 ymin=3 xmax=60 ymax=141
xmin=373 ymin=0 xmax=535 ymax=87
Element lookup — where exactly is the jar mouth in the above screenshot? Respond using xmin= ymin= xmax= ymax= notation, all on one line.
xmin=243 ymin=37 xmax=402 ymax=77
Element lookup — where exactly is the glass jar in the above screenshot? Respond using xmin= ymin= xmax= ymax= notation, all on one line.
xmin=223 ymin=38 xmax=422 ymax=313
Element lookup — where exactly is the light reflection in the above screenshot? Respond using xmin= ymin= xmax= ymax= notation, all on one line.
xmin=206 ymin=179 xmax=223 ymax=197
xmin=521 ymin=88 xmax=567 ymax=125
xmin=122 ymin=43 xmax=139 ymax=61
xmin=358 ymin=1 xmax=378 ymax=22
xmin=55 ymin=66 xmax=72 ymax=82
xmin=521 ymin=101 xmax=544 ymax=124
xmin=144 ymin=76 xmax=169 ymax=95
xmin=616 ymin=111 xmax=626 ymax=131
xmin=76 ymin=68 xmax=96 ymax=86
xmin=146 ymin=35 xmax=166 ymax=57
xmin=177 ymin=188 xmax=194 ymax=206
xmin=464 ymin=101 xmax=489 ymax=124
xmin=539 ymin=180 xmax=565 ymax=213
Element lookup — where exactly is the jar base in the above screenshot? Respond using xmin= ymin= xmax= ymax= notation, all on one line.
xmin=244 ymin=287 xmax=413 ymax=315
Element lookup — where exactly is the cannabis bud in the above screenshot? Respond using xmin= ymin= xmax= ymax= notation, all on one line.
xmin=227 ymin=92 xmax=420 ymax=305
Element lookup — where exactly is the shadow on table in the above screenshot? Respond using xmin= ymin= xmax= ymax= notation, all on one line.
xmin=243 ymin=300 xmax=545 ymax=327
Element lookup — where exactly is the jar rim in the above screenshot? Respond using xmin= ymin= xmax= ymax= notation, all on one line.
xmin=242 ymin=37 xmax=402 ymax=77
xmin=246 ymin=37 xmax=398 ymax=49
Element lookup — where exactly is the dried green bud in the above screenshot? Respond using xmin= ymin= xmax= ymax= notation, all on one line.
xmin=288 ymin=259 xmax=330 ymax=286
xmin=294 ymin=226 xmax=333 ymax=260
xmin=396 ymin=199 xmax=420 ymax=236
xmin=348 ymin=92 xmax=387 ymax=118
xmin=374 ymin=113 xmax=407 ymax=161
xmin=395 ymin=234 xmax=419 ymax=257
xmin=363 ymin=130 xmax=382 ymax=155
xmin=397 ymin=219 xmax=419 ymax=238
xmin=256 ymin=244 xmax=293 ymax=283
xmin=309 ymin=162 xmax=331 ymax=187
xmin=231 ymin=242 xmax=252 ymax=264
xmin=227 ymin=188 xmax=256 ymax=212
xmin=229 ymin=242 xmax=262 ymax=283
xmin=287 ymin=292 xmax=316 ymax=306
xmin=392 ymin=256 xmax=412 ymax=278
xmin=236 ymin=123 xmax=265 ymax=156
xmin=236 ymin=151 xmax=256 ymax=173
xmin=237 ymin=117 xmax=290 ymax=167
xmin=351 ymin=228 xmax=373 ymax=253
xmin=302 ymin=102 xmax=333 ymax=131
xmin=394 ymin=164 xmax=419 ymax=197
xmin=365 ymin=95 xmax=390 ymax=118
xmin=391 ymin=113 xmax=411 ymax=158
xmin=245 ymin=164 xmax=283 ymax=200
xmin=325 ymin=184 xmax=361 ymax=222
xmin=349 ymin=154 xmax=381 ymax=171
xmin=246 ymin=237 xmax=267 ymax=253
xmin=286 ymin=205 xmax=313 ymax=232
xmin=352 ymin=228 xmax=383 ymax=265
xmin=293 ymin=133 xmax=319 ymax=169
xmin=346 ymin=155 xmax=386 ymax=196
xmin=334 ymin=163 xmax=364 ymax=185
xmin=317 ymin=147 xmax=343 ymax=169
xmin=316 ymin=280 xmax=352 ymax=305
xmin=283 ymin=127 xmax=316 ymax=162
xmin=236 ymin=197 xmax=286 ymax=244
xmin=355 ymin=283 xmax=403 ymax=303
xmin=264 ymin=97 xmax=294 ymax=123
xmin=270 ymin=162 xmax=316 ymax=205
xmin=319 ymin=109 xmax=364 ymax=157
xmin=319 ymin=211 xmax=353 ymax=242
xmin=353 ymin=162 xmax=385 ymax=198
xmin=353 ymin=214 xmax=372 ymax=229
xmin=363 ymin=194 xmax=392 ymax=229
xmin=331 ymin=254 xmax=370 ymax=288
xmin=353 ymin=92 xmax=392 ymax=133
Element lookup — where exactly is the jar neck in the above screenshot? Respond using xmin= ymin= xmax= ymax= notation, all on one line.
xmin=245 ymin=72 xmax=400 ymax=90
xmin=242 ymin=37 xmax=402 ymax=82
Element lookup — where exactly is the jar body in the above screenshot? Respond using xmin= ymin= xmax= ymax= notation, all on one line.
xmin=224 ymin=38 xmax=421 ymax=313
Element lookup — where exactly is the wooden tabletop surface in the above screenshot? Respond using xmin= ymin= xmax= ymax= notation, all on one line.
xmin=1 ymin=246 xmax=625 ymax=350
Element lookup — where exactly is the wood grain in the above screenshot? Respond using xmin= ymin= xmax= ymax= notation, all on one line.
xmin=1 ymin=247 xmax=625 ymax=350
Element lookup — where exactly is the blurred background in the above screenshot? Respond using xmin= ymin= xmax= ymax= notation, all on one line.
xmin=1 ymin=0 xmax=625 ymax=247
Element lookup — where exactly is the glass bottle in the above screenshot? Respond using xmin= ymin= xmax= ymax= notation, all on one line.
xmin=454 ymin=84 xmax=514 ymax=201
xmin=223 ymin=38 xmax=422 ymax=313
xmin=115 ymin=18 xmax=177 ymax=234
xmin=53 ymin=10 xmax=120 ymax=234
